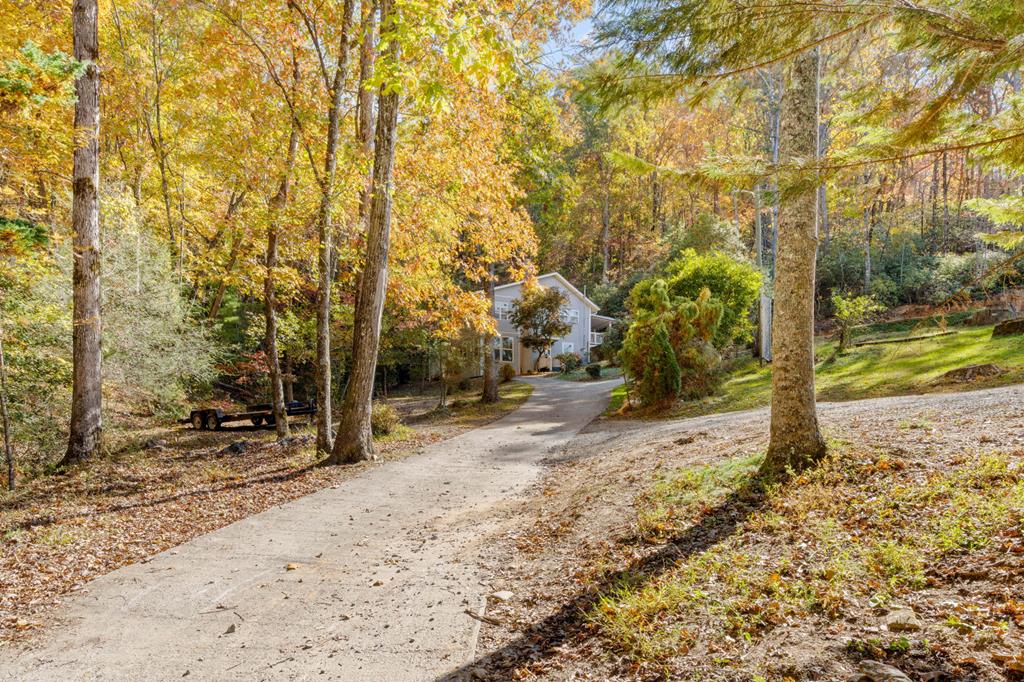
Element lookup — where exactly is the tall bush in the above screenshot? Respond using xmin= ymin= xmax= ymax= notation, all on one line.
xmin=832 ymin=292 xmax=884 ymax=350
xmin=621 ymin=282 xmax=723 ymax=407
xmin=630 ymin=249 xmax=760 ymax=347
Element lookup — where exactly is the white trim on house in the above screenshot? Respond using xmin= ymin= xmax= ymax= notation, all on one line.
xmin=494 ymin=335 xmax=515 ymax=364
xmin=493 ymin=272 xmax=600 ymax=312
xmin=489 ymin=271 xmax=617 ymax=375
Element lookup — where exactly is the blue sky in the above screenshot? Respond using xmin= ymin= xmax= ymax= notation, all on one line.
xmin=539 ymin=15 xmax=595 ymax=68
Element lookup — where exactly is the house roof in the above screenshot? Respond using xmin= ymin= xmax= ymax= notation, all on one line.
xmin=493 ymin=272 xmax=601 ymax=312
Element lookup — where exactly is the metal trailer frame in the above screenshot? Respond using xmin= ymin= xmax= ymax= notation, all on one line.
xmin=184 ymin=400 xmax=317 ymax=431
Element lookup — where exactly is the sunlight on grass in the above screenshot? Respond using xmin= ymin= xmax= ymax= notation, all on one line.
xmin=660 ymin=323 xmax=1024 ymax=419
xmin=445 ymin=380 xmax=533 ymax=424
xmin=589 ymin=447 xmax=1024 ymax=668
xmin=373 ymin=423 xmax=415 ymax=444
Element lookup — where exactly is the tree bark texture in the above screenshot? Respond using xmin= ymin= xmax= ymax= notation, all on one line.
xmin=0 ymin=318 xmax=14 ymax=490
xmin=265 ymin=67 xmax=301 ymax=441
xmin=600 ymin=159 xmax=611 ymax=283
xmin=481 ymin=265 xmax=499 ymax=403
xmin=762 ymin=49 xmax=827 ymax=477
xmin=314 ymin=0 xmax=356 ymax=454
xmin=356 ymin=0 xmax=377 ymax=228
xmin=329 ymin=0 xmax=400 ymax=465
xmin=63 ymin=0 xmax=103 ymax=466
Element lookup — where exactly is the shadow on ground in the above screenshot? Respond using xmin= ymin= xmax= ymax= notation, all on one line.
xmin=438 ymin=479 xmax=769 ymax=681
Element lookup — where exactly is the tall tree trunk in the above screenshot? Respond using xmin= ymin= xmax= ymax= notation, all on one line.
xmin=481 ymin=264 xmax=499 ymax=403
xmin=314 ymin=0 xmax=356 ymax=454
xmin=752 ymin=184 xmax=765 ymax=359
xmin=863 ymin=205 xmax=874 ymax=293
xmin=329 ymin=0 xmax=401 ymax=465
xmin=283 ymin=354 xmax=295 ymax=402
xmin=818 ymin=120 xmax=831 ymax=251
xmin=62 ymin=0 xmax=103 ymax=467
xmin=651 ymin=170 xmax=661 ymax=232
xmin=928 ymin=154 xmax=940 ymax=251
xmin=265 ymin=66 xmax=301 ymax=441
xmin=145 ymin=7 xmax=176 ymax=266
xmin=356 ymin=0 xmax=377 ymax=227
xmin=0 ymin=317 xmax=14 ymax=490
xmin=600 ymin=158 xmax=611 ymax=283
xmin=761 ymin=49 xmax=826 ymax=478
xmin=941 ymin=150 xmax=950 ymax=247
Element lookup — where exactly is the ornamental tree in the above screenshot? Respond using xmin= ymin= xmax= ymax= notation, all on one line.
xmin=508 ymin=282 xmax=572 ymax=372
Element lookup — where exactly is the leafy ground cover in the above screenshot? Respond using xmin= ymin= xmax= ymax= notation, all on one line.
xmin=609 ymin=321 xmax=1024 ymax=418
xmin=0 ymin=380 xmax=531 ymax=641
xmin=469 ymin=384 xmax=1024 ymax=681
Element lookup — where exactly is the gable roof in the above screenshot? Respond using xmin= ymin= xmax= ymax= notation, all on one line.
xmin=493 ymin=272 xmax=600 ymax=312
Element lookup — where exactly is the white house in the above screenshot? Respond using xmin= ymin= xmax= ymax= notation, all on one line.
xmin=491 ymin=272 xmax=616 ymax=374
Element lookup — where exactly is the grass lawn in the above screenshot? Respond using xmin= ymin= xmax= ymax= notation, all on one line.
xmin=609 ymin=321 xmax=1024 ymax=418
xmin=591 ymin=442 xmax=1024 ymax=678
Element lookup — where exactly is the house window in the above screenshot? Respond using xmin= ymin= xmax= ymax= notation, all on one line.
xmin=495 ymin=302 xmax=511 ymax=321
xmin=559 ymin=307 xmax=579 ymax=325
xmin=562 ymin=342 xmax=574 ymax=355
xmin=493 ymin=336 xmax=514 ymax=363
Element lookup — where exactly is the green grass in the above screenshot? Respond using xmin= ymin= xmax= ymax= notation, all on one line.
xmin=854 ymin=310 xmax=975 ymax=341
xmin=608 ymin=322 xmax=1024 ymax=418
xmin=590 ymin=447 xmax=1024 ymax=669
xmin=441 ymin=380 xmax=534 ymax=424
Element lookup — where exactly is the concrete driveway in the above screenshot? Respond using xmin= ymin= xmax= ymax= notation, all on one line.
xmin=0 ymin=376 xmax=620 ymax=681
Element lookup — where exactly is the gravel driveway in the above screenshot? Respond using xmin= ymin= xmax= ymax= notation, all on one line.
xmin=0 ymin=376 xmax=621 ymax=682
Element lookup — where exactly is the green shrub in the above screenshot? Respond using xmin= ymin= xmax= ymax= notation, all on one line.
xmin=585 ymin=363 xmax=602 ymax=379
xmin=832 ymin=292 xmax=884 ymax=349
xmin=499 ymin=362 xmax=516 ymax=383
xmin=630 ymin=249 xmax=760 ymax=347
xmin=622 ymin=282 xmax=723 ymax=407
xmin=555 ymin=351 xmax=582 ymax=373
xmin=371 ymin=402 xmax=401 ymax=436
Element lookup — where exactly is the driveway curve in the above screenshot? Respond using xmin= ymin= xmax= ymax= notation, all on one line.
xmin=0 ymin=376 xmax=620 ymax=682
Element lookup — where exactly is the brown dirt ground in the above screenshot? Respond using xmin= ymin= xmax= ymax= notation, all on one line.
xmin=464 ymin=384 xmax=1024 ymax=682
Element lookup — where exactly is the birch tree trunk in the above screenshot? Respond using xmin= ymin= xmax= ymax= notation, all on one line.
xmin=481 ymin=264 xmax=498 ymax=403
xmin=761 ymin=49 xmax=826 ymax=477
xmin=314 ymin=0 xmax=356 ymax=454
xmin=63 ymin=0 xmax=103 ymax=466
xmin=265 ymin=64 xmax=301 ymax=441
xmin=329 ymin=0 xmax=400 ymax=465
